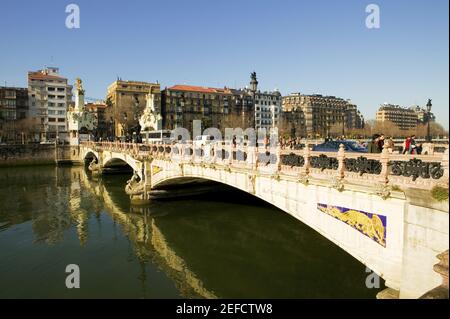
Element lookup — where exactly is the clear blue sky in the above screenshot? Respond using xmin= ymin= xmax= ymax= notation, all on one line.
xmin=1 ymin=0 xmax=448 ymax=128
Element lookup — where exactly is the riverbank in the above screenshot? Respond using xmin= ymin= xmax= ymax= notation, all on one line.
xmin=0 ymin=144 xmax=80 ymax=167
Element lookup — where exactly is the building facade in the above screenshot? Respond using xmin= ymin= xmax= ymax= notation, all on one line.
xmin=28 ymin=67 xmax=72 ymax=141
xmin=282 ymin=93 xmax=364 ymax=137
xmin=85 ymin=102 xmax=109 ymax=139
xmin=0 ymin=86 xmax=28 ymax=121
xmin=161 ymin=84 xmax=261 ymax=133
xmin=254 ymin=90 xmax=282 ymax=132
xmin=106 ymin=80 xmax=161 ymax=137
xmin=162 ymin=85 xmax=236 ymax=132
xmin=376 ymin=104 xmax=418 ymax=130
xmin=161 ymin=73 xmax=282 ymax=133
xmin=0 ymin=86 xmax=29 ymax=143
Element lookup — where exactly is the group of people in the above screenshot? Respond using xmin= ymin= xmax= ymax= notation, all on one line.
xmin=402 ymin=135 xmax=422 ymax=155
xmin=367 ymin=134 xmax=389 ymax=153
xmin=367 ymin=134 xmax=422 ymax=154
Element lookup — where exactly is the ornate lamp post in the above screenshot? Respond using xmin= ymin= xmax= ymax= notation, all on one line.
xmin=250 ymin=72 xmax=258 ymax=130
xmin=426 ymin=99 xmax=432 ymax=142
xmin=109 ymin=117 xmax=114 ymax=141
xmin=123 ymin=112 xmax=128 ymax=141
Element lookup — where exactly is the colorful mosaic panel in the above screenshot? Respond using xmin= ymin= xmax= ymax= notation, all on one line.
xmin=152 ymin=166 xmax=163 ymax=176
xmin=317 ymin=203 xmax=387 ymax=247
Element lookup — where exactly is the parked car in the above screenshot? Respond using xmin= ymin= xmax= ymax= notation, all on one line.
xmin=142 ymin=130 xmax=173 ymax=144
xmin=312 ymin=140 xmax=367 ymax=153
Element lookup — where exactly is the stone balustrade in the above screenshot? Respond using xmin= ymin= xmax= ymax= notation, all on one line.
xmin=81 ymin=141 xmax=449 ymax=193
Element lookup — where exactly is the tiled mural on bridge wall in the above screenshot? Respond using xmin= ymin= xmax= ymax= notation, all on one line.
xmin=317 ymin=204 xmax=387 ymax=247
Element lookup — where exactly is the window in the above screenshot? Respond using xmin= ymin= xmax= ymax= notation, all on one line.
xmin=58 ymin=118 xmax=65 ymax=122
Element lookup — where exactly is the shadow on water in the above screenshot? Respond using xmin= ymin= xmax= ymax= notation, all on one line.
xmin=0 ymin=166 xmax=385 ymax=298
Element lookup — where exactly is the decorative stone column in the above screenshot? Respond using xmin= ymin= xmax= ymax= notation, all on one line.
xmin=302 ymin=146 xmax=311 ymax=176
xmin=228 ymin=143 xmax=234 ymax=165
xmin=337 ymin=144 xmax=346 ymax=179
xmin=422 ymin=142 xmax=435 ymax=155
xmin=275 ymin=146 xmax=281 ymax=171
xmin=379 ymin=144 xmax=390 ymax=185
xmin=376 ymin=145 xmax=392 ymax=199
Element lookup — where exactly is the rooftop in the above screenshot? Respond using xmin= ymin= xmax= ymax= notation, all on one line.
xmin=28 ymin=70 xmax=65 ymax=81
xmin=168 ymin=84 xmax=232 ymax=94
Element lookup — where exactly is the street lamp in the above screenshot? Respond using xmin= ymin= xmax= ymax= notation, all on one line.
xmin=123 ymin=112 xmax=128 ymax=141
xmin=426 ymin=99 xmax=432 ymax=142
xmin=109 ymin=117 xmax=114 ymax=141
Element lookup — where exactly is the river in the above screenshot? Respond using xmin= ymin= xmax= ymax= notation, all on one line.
xmin=0 ymin=166 xmax=384 ymax=298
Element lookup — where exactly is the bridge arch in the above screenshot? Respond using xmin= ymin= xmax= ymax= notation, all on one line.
xmin=150 ymin=169 xmax=395 ymax=288
xmin=83 ymin=151 xmax=98 ymax=163
xmin=102 ymin=154 xmax=142 ymax=178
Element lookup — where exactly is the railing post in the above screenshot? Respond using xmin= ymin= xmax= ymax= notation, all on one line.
xmin=246 ymin=145 xmax=254 ymax=169
xmin=229 ymin=143 xmax=234 ymax=165
xmin=212 ymin=143 xmax=217 ymax=164
xmin=337 ymin=144 xmax=346 ymax=179
xmin=275 ymin=145 xmax=281 ymax=171
xmin=302 ymin=145 xmax=311 ymax=175
xmin=379 ymin=144 xmax=390 ymax=185
xmin=200 ymin=144 xmax=205 ymax=163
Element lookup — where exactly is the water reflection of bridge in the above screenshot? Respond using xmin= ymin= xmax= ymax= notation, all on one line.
xmin=75 ymin=168 xmax=217 ymax=298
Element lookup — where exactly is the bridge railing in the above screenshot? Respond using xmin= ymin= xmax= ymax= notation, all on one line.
xmin=81 ymin=141 xmax=449 ymax=191
xmin=278 ymin=144 xmax=448 ymax=190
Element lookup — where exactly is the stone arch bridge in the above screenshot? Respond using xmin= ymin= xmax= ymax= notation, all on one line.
xmin=79 ymin=141 xmax=449 ymax=299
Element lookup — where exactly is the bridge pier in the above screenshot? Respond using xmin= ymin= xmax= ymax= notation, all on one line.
xmin=126 ymin=159 xmax=153 ymax=205
xmin=88 ymin=149 xmax=103 ymax=176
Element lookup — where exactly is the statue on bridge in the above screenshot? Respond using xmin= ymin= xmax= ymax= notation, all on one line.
xmin=139 ymin=87 xmax=162 ymax=132
xmin=88 ymin=158 xmax=101 ymax=175
xmin=125 ymin=171 xmax=146 ymax=196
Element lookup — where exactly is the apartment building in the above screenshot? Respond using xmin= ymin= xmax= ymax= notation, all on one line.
xmin=376 ymin=104 xmax=418 ymax=130
xmin=28 ymin=67 xmax=72 ymax=140
xmin=282 ymin=93 xmax=364 ymax=137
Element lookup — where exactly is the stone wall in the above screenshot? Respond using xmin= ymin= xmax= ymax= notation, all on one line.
xmin=0 ymin=144 xmax=81 ymax=167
